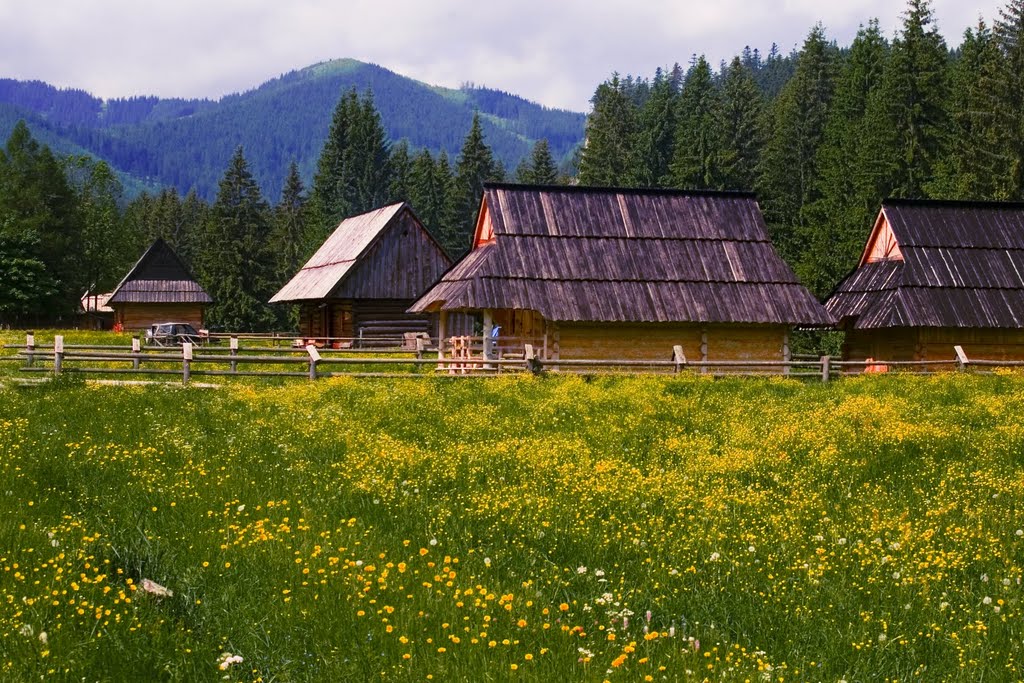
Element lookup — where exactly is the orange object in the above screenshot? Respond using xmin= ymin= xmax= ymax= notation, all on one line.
xmin=864 ymin=357 xmax=889 ymax=373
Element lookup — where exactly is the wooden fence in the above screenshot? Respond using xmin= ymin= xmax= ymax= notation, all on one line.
xmin=2 ymin=335 xmax=1022 ymax=385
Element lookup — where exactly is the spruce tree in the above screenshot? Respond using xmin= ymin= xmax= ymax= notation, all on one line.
xmin=350 ymin=90 xmax=392 ymax=213
xmin=716 ymin=57 xmax=766 ymax=191
xmin=437 ymin=151 xmax=464 ymax=256
xmin=271 ymin=161 xmax=308 ymax=329
xmin=801 ymin=20 xmax=890 ymax=297
xmin=453 ymin=113 xmax=498 ymax=256
xmin=631 ymin=72 xmax=678 ymax=186
xmin=389 ymin=140 xmax=412 ymax=202
xmin=669 ymin=57 xmax=722 ymax=189
xmin=861 ymin=0 xmax=949 ymax=199
xmin=0 ymin=121 xmax=83 ymax=318
xmin=199 ymin=147 xmax=277 ymax=331
xmin=759 ymin=25 xmax=837 ymax=265
xmin=992 ymin=0 xmax=1024 ymax=198
xmin=578 ymin=76 xmax=639 ymax=186
xmin=516 ymin=139 xmax=559 ymax=185
xmin=929 ymin=20 xmax=1004 ymax=199
xmin=310 ymin=89 xmax=359 ymax=236
xmin=64 ymin=156 xmax=129 ymax=293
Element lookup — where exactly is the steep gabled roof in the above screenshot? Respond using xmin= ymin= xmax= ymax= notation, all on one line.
xmin=827 ymin=199 xmax=1024 ymax=329
xmin=410 ymin=183 xmax=833 ymax=325
xmin=270 ymin=203 xmax=448 ymax=303
xmin=107 ymin=239 xmax=212 ymax=305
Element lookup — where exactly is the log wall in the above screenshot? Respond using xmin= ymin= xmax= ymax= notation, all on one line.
xmin=113 ymin=303 xmax=205 ymax=331
xmin=556 ymin=323 xmax=786 ymax=362
xmin=843 ymin=328 xmax=1024 ymax=364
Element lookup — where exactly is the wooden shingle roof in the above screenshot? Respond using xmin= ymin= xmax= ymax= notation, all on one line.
xmin=108 ymin=239 xmax=212 ymax=305
xmin=410 ymin=184 xmax=832 ymax=325
xmin=826 ymin=199 xmax=1024 ymax=329
xmin=270 ymin=203 xmax=449 ymax=303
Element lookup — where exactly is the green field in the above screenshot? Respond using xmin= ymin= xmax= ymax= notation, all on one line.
xmin=1 ymin=351 xmax=1023 ymax=680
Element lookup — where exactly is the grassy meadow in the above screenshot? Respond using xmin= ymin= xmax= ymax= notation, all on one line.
xmin=1 ymin=340 xmax=1024 ymax=680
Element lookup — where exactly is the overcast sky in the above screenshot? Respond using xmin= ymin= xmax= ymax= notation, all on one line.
xmin=0 ymin=0 xmax=1004 ymax=112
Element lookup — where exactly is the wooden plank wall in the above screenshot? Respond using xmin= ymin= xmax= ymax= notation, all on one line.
xmin=844 ymin=328 xmax=1024 ymax=363
xmin=557 ymin=324 xmax=705 ymax=361
xmin=919 ymin=328 xmax=1024 ymax=362
xmin=353 ymin=300 xmax=430 ymax=338
xmin=114 ymin=303 xmax=204 ymax=330
xmin=704 ymin=324 xmax=786 ymax=362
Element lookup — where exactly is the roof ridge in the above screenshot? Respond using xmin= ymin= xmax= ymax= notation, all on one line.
xmin=884 ymin=197 xmax=1024 ymax=210
xmin=484 ymin=182 xmax=757 ymax=199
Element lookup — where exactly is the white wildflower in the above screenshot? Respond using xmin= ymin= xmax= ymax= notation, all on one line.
xmin=577 ymin=566 xmax=587 ymax=574
xmin=140 ymin=578 xmax=174 ymax=598
xmin=484 ymin=557 xmax=491 ymax=567
xmin=19 ymin=624 xmax=33 ymax=637
xmin=429 ymin=538 xmax=438 ymax=546
xmin=878 ymin=633 xmax=887 ymax=643
xmin=983 ymin=596 xmax=993 ymax=605
xmin=217 ymin=652 xmax=243 ymax=670
xmin=38 ymin=631 xmax=47 ymax=645
xmin=709 ymin=552 xmax=721 ymax=562
xmin=236 ymin=504 xmax=245 ymax=512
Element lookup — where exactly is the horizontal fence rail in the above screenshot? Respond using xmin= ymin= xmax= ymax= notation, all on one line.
xmin=2 ymin=335 xmax=1022 ymax=386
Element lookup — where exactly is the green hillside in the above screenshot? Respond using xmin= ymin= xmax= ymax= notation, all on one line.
xmin=0 ymin=60 xmax=586 ymax=200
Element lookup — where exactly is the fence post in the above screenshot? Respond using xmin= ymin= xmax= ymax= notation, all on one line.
xmin=182 ymin=342 xmax=192 ymax=385
xmin=415 ymin=336 xmax=425 ymax=360
xmin=700 ymin=327 xmax=708 ymax=375
xmin=524 ymin=343 xmax=543 ymax=375
xmin=954 ymin=345 xmax=969 ymax=372
xmin=230 ymin=336 xmax=239 ymax=373
xmin=132 ymin=337 xmax=141 ymax=370
xmin=306 ymin=344 xmax=320 ymax=380
xmin=672 ymin=345 xmax=685 ymax=374
xmin=53 ymin=335 xmax=64 ymax=375
xmin=820 ymin=355 xmax=831 ymax=382
xmin=26 ymin=332 xmax=35 ymax=367
xmin=782 ymin=330 xmax=791 ymax=377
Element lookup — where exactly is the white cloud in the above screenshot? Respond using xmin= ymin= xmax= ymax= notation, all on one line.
xmin=0 ymin=0 xmax=1005 ymax=111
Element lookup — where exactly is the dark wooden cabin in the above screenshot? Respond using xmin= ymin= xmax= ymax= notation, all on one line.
xmin=107 ymin=239 xmax=212 ymax=331
xmin=270 ymin=203 xmax=452 ymax=343
xmin=410 ymin=183 xmax=832 ymax=362
xmin=827 ymin=199 xmax=1024 ymax=364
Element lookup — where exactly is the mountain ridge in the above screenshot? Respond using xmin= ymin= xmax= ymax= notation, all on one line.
xmin=0 ymin=59 xmax=586 ymax=201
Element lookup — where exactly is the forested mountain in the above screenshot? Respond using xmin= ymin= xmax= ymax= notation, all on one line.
xmin=0 ymin=59 xmax=586 ymax=201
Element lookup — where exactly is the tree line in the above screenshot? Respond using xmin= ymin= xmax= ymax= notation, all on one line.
xmin=578 ymin=0 xmax=1024 ymax=297
xmin=0 ymin=90 xmax=561 ymax=329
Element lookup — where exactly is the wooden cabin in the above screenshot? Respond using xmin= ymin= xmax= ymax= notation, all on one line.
xmin=107 ymin=239 xmax=211 ymax=331
xmin=409 ymin=183 xmax=833 ymax=363
xmin=827 ymin=199 xmax=1024 ymax=365
xmin=270 ymin=203 xmax=452 ymax=344
xmin=79 ymin=291 xmax=114 ymax=330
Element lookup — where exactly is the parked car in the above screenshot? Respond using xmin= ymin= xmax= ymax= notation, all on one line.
xmin=146 ymin=322 xmax=203 ymax=347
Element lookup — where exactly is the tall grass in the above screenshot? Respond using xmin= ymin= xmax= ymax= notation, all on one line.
xmin=1 ymin=368 xmax=1023 ymax=680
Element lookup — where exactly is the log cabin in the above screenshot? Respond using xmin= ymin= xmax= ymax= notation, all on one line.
xmin=826 ymin=199 xmax=1024 ymax=365
xmin=270 ymin=202 xmax=452 ymax=344
xmin=107 ymin=238 xmax=212 ymax=331
xmin=409 ymin=183 xmax=832 ymax=363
